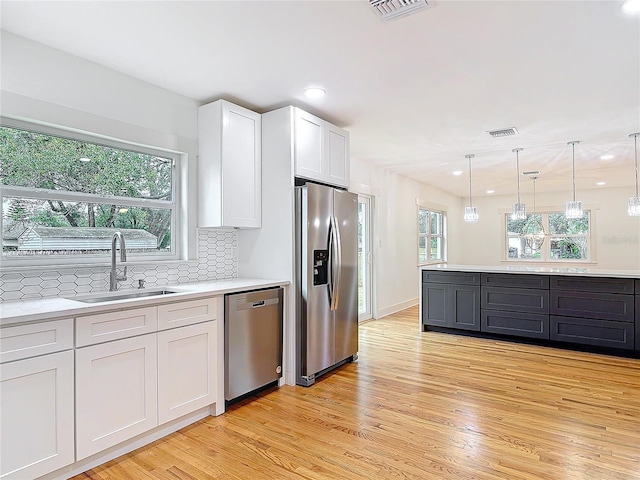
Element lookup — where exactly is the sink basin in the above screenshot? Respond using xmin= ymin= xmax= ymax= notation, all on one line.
xmin=70 ymin=289 xmax=179 ymax=303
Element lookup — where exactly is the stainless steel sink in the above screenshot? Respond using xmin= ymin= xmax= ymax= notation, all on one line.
xmin=69 ymin=289 xmax=179 ymax=303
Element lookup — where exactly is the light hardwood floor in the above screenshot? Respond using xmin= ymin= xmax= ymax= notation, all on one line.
xmin=74 ymin=306 xmax=640 ymax=480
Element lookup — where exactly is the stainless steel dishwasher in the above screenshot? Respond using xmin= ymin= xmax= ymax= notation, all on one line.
xmin=224 ymin=287 xmax=283 ymax=401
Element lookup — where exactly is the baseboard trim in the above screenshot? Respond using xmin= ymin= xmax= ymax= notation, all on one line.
xmin=376 ymin=298 xmax=418 ymax=319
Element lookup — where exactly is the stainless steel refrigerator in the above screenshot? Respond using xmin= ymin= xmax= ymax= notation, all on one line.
xmin=295 ymin=182 xmax=358 ymax=386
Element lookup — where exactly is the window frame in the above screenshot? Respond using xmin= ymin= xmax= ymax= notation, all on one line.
xmin=504 ymin=209 xmax=593 ymax=263
xmin=1 ymin=118 xmax=182 ymax=268
xmin=418 ymin=206 xmax=446 ymax=265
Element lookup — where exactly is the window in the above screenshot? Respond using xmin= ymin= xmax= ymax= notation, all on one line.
xmin=418 ymin=207 xmax=445 ymax=263
xmin=506 ymin=211 xmax=591 ymax=262
xmin=1 ymin=122 xmax=178 ymax=265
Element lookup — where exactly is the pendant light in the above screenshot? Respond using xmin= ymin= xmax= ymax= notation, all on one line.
xmin=565 ymin=140 xmax=583 ymax=219
xmin=463 ymin=154 xmax=479 ymax=222
xmin=511 ymin=148 xmax=526 ymax=220
xmin=524 ymin=176 xmax=545 ymax=250
xmin=628 ymin=132 xmax=640 ymax=216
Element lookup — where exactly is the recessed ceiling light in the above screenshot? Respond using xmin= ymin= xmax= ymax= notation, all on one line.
xmin=79 ymin=157 xmax=91 ymax=162
xmin=486 ymin=190 xmax=495 ymax=194
xmin=600 ymin=155 xmax=614 ymax=160
xmin=304 ymin=87 xmax=326 ymax=99
xmin=452 ymin=170 xmax=463 ymax=176
xmin=596 ymin=181 xmax=606 ymax=186
xmin=622 ymin=0 xmax=640 ymax=14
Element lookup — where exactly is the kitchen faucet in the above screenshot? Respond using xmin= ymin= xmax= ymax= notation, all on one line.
xmin=110 ymin=231 xmax=127 ymax=291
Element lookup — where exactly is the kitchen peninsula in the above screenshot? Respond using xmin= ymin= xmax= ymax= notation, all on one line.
xmin=420 ymin=264 xmax=640 ymax=353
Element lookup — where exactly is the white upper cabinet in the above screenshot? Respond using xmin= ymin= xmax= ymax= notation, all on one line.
xmin=198 ymin=100 xmax=262 ymax=228
xmin=293 ymin=108 xmax=350 ymax=189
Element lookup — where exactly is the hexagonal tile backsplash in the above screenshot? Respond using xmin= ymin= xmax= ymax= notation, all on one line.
xmin=0 ymin=229 xmax=237 ymax=302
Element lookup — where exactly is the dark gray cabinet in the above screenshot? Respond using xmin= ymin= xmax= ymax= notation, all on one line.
xmin=421 ymin=269 xmax=638 ymax=354
xmin=422 ymin=272 xmax=480 ymax=331
xmin=551 ymin=276 xmax=635 ymax=294
xmin=479 ymin=274 xmax=550 ymax=339
xmin=550 ymin=290 xmax=634 ymax=322
xmin=551 ymin=316 xmax=635 ymax=350
xmin=482 ymin=287 xmax=549 ymax=315
xmin=636 ymin=291 xmax=640 ymax=351
xmin=550 ymin=276 xmax=635 ymax=350
xmin=481 ymin=310 xmax=549 ymax=339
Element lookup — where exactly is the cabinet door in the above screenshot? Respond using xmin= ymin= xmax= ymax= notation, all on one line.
xmin=157 ymin=322 xmax=217 ymax=424
xmin=422 ymin=283 xmax=448 ymax=327
xmin=76 ymin=334 xmax=157 ymax=460
xmin=636 ymin=295 xmax=639 ymax=351
xmin=450 ymin=285 xmax=481 ymax=331
xmin=294 ymin=109 xmax=324 ymax=182
xmin=0 ymin=350 xmax=74 ymax=479
xmin=325 ymin=123 xmax=349 ymax=188
xmin=221 ymin=101 xmax=262 ymax=228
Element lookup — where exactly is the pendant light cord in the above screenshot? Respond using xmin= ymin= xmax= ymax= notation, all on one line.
xmin=469 ymin=156 xmax=473 ymax=207
xmin=516 ymin=150 xmax=521 ymax=204
xmin=634 ymin=134 xmax=639 ymax=197
xmin=571 ymin=142 xmax=577 ymax=202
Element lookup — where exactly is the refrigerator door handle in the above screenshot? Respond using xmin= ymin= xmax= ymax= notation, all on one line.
xmin=329 ymin=215 xmax=340 ymax=311
xmin=332 ymin=214 xmax=342 ymax=310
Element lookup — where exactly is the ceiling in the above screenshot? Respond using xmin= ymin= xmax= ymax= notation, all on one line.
xmin=1 ymin=0 xmax=639 ymax=198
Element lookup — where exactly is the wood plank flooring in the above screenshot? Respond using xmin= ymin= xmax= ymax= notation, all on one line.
xmin=74 ymin=306 xmax=640 ymax=479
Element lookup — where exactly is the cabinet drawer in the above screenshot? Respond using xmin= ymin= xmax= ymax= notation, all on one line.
xmin=422 ymin=271 xmax=480 ymax=285
xmin=550 ymin=291 xmax=634 ymax=322
xmin=481 ymin=273 xmax=549 ymax=289
xmin=550 ymin=316 xmax=635 ymax=350
xmin=0 ymin=319 xmax=73 ymax=363
xmin=550 ymin=276 xmax=635 ymax=294
xmin=158 ymin=297 xmax=218 ymax=331
xmin=481 ymin=310 xmax=549 ymax=340
xmin=76 ymin=306 xmax=158 ymax=347
xmin=481 ymin=287 xmax=549 ymax=314
xmin=636 ymin=296 xmax=640 ymax=351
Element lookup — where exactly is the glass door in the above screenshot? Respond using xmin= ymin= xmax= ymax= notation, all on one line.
xmin=358 ymin=195 xmax=372 ymax=321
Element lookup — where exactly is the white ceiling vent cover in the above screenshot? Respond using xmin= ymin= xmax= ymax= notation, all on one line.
xmin=488 ymin=127 xmax=519 ymax=138
xmin=370 ymin=0 xmax=432 ymax=21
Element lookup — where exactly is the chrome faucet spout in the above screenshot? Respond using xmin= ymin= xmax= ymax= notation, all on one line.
xmin=110 ymin=231 xmax=127 ymax=291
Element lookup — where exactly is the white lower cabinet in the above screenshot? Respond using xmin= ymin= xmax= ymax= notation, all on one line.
xmin=157 ymin=321 xmax=217 ymax=424
xmin=0 ymin=350 xmax=75 ymax=479
xmin=75 ymin=333 xmax=158 ymax=460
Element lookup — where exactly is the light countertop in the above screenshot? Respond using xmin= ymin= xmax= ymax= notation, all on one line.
xmin=0 ymin=278 xmax=289 ymax=326
xmin=420 ymin=264 xmax=640 ymax=279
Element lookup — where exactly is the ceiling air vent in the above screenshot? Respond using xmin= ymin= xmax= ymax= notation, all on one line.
xmin=522 ymin=170 xmax=541 ymax=176
xmin=370 ymin=0 xmax=432 ymax=21
xmin=487 ymin=127 xmax=519 ymax=138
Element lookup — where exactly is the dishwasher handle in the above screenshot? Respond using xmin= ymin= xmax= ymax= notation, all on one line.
xmin=234 ymin=297 xmax=280 ymax=311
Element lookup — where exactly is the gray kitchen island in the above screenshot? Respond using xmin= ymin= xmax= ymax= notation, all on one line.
xmin=420 ymin=265 xmax=640 ymax=353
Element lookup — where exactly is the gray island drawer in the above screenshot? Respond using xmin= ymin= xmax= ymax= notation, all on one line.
xmin=550 ymin=291 xmax=634 ymax=323
xmin=550 ymin=316 xmax=635 ymax=350
xmin=481 ymin=287 xmax=549 ymax=314
xmin=550 ymin=276 xmax=635 ymax=294
xmin=481 ymin=273 xmax=549 ymax=289
xmin=422 ymin=271 xmax=480 ymax=285
xmin=481 ymin=310 xmax=549 ymax=340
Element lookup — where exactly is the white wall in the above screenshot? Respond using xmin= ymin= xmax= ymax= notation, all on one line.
xmin=457 ymin=187 xmax=640 ymax=271
xmin=349 ymin=157 xmax=463 ymax=317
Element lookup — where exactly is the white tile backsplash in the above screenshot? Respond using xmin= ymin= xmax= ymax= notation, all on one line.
xmin=0 ymin=229 xmax=237 ymax=302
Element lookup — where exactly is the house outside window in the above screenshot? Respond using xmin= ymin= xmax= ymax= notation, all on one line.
xmin=506 ymin=211 xmax=591 ymax=261
xmin=1 ymin=122 xmax=179 ymax=266
xmin=418 ymin=207 xmax=445 ymax=264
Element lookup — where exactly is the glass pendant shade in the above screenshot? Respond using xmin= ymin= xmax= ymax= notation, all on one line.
xmin=629 ymin=197 xmax=640 ymax=216
xmin=628 ymin=133 xmax=640 ymax=217
xmin=511 ymin=203 xmax=526 ymax=220
xmin=464 ymin=206 xmax=479 ymax=222
xmin=565 ymin=200 xmax=583 ymax=219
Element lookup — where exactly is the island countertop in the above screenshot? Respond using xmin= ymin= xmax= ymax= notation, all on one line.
xmin=420 ymin=264 xmax=640 ymax=279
